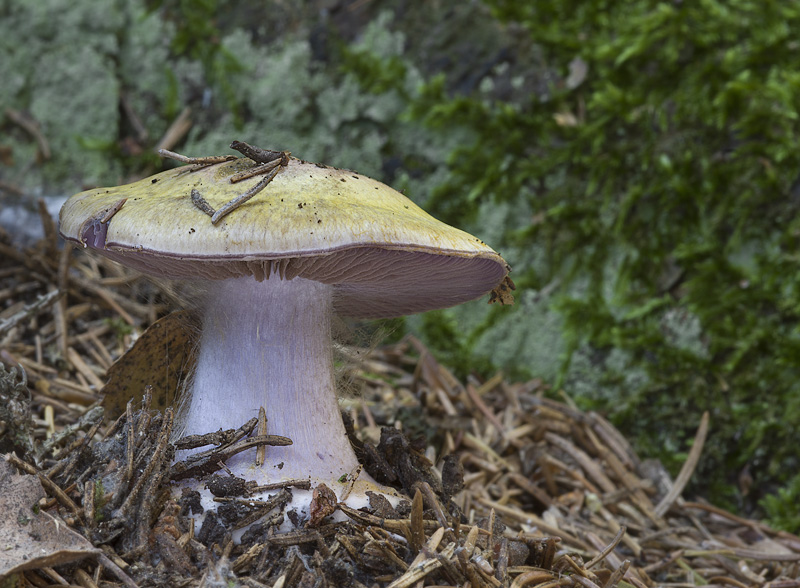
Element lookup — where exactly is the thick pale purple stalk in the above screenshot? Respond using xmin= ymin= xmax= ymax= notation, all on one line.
xmin=178 ymin=276 xmax=361 ymax=482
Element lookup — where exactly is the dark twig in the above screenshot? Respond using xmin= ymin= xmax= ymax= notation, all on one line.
xmin=191 ymin=189 xmax=216 ymax=217
xmin=37 ymin=471 xmax=85 ymax=524
xmin=169 ymin=434 xmax=292 ymax=481
xmin=173 ymin=417 xmax=257 ymax=450
xmin=250 ymin=478 xmax=312 ymax=492
xmin=158 ymin=149 xmax=236 ymax=167
xmin=225 ymin=488 xmax=292 ymax=529
xmin=210 ymin=164 xmax=281 ymax=224
xmin=0 ymin=289 xmax=62 ymax=337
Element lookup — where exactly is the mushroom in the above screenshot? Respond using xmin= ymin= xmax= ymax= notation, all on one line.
xmin=58 ymin=144 xmax=512 ymax=525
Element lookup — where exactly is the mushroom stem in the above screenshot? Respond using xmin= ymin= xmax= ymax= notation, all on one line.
xmin=178 ymin=276 xmax=361 ymax=483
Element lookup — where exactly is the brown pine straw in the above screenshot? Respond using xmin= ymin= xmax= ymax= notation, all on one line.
xmin=654 ymin=411 xmax=709 ymax=518
xmin=1 ymin=215 xmax=799 ymax=586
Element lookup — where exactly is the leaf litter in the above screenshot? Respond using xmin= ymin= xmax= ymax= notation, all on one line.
xmin=1 ymin=211 xmax=799 ymax=587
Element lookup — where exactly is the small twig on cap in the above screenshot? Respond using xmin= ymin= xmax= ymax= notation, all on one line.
xmin=229 ymin=157 xmax=283 ymax=183
xmin=190 ymin=189 xmax=216 ymax=218
xmin=99 ymin=198 xmax=127 ymax=223
xmin=211 ymin=163 xmax=281 ymax=224
xmin=157 ymin=149 xmax=236 ymax=167
xmin=160 ymin=141 xmax=290 ymax=225
xmin=229 ymin=140 xmax=289 ymax=166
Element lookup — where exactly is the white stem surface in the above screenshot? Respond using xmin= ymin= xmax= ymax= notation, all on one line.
xmin=179 ymin=276 xmax=361 ymax=483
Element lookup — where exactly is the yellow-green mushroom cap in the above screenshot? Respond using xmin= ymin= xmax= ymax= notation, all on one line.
xmin=59 ymin=157 xmax=509 ymax=318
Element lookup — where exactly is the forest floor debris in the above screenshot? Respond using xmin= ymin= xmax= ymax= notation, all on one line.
xmin=1 ymin=214 xmax=799 ymax=587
